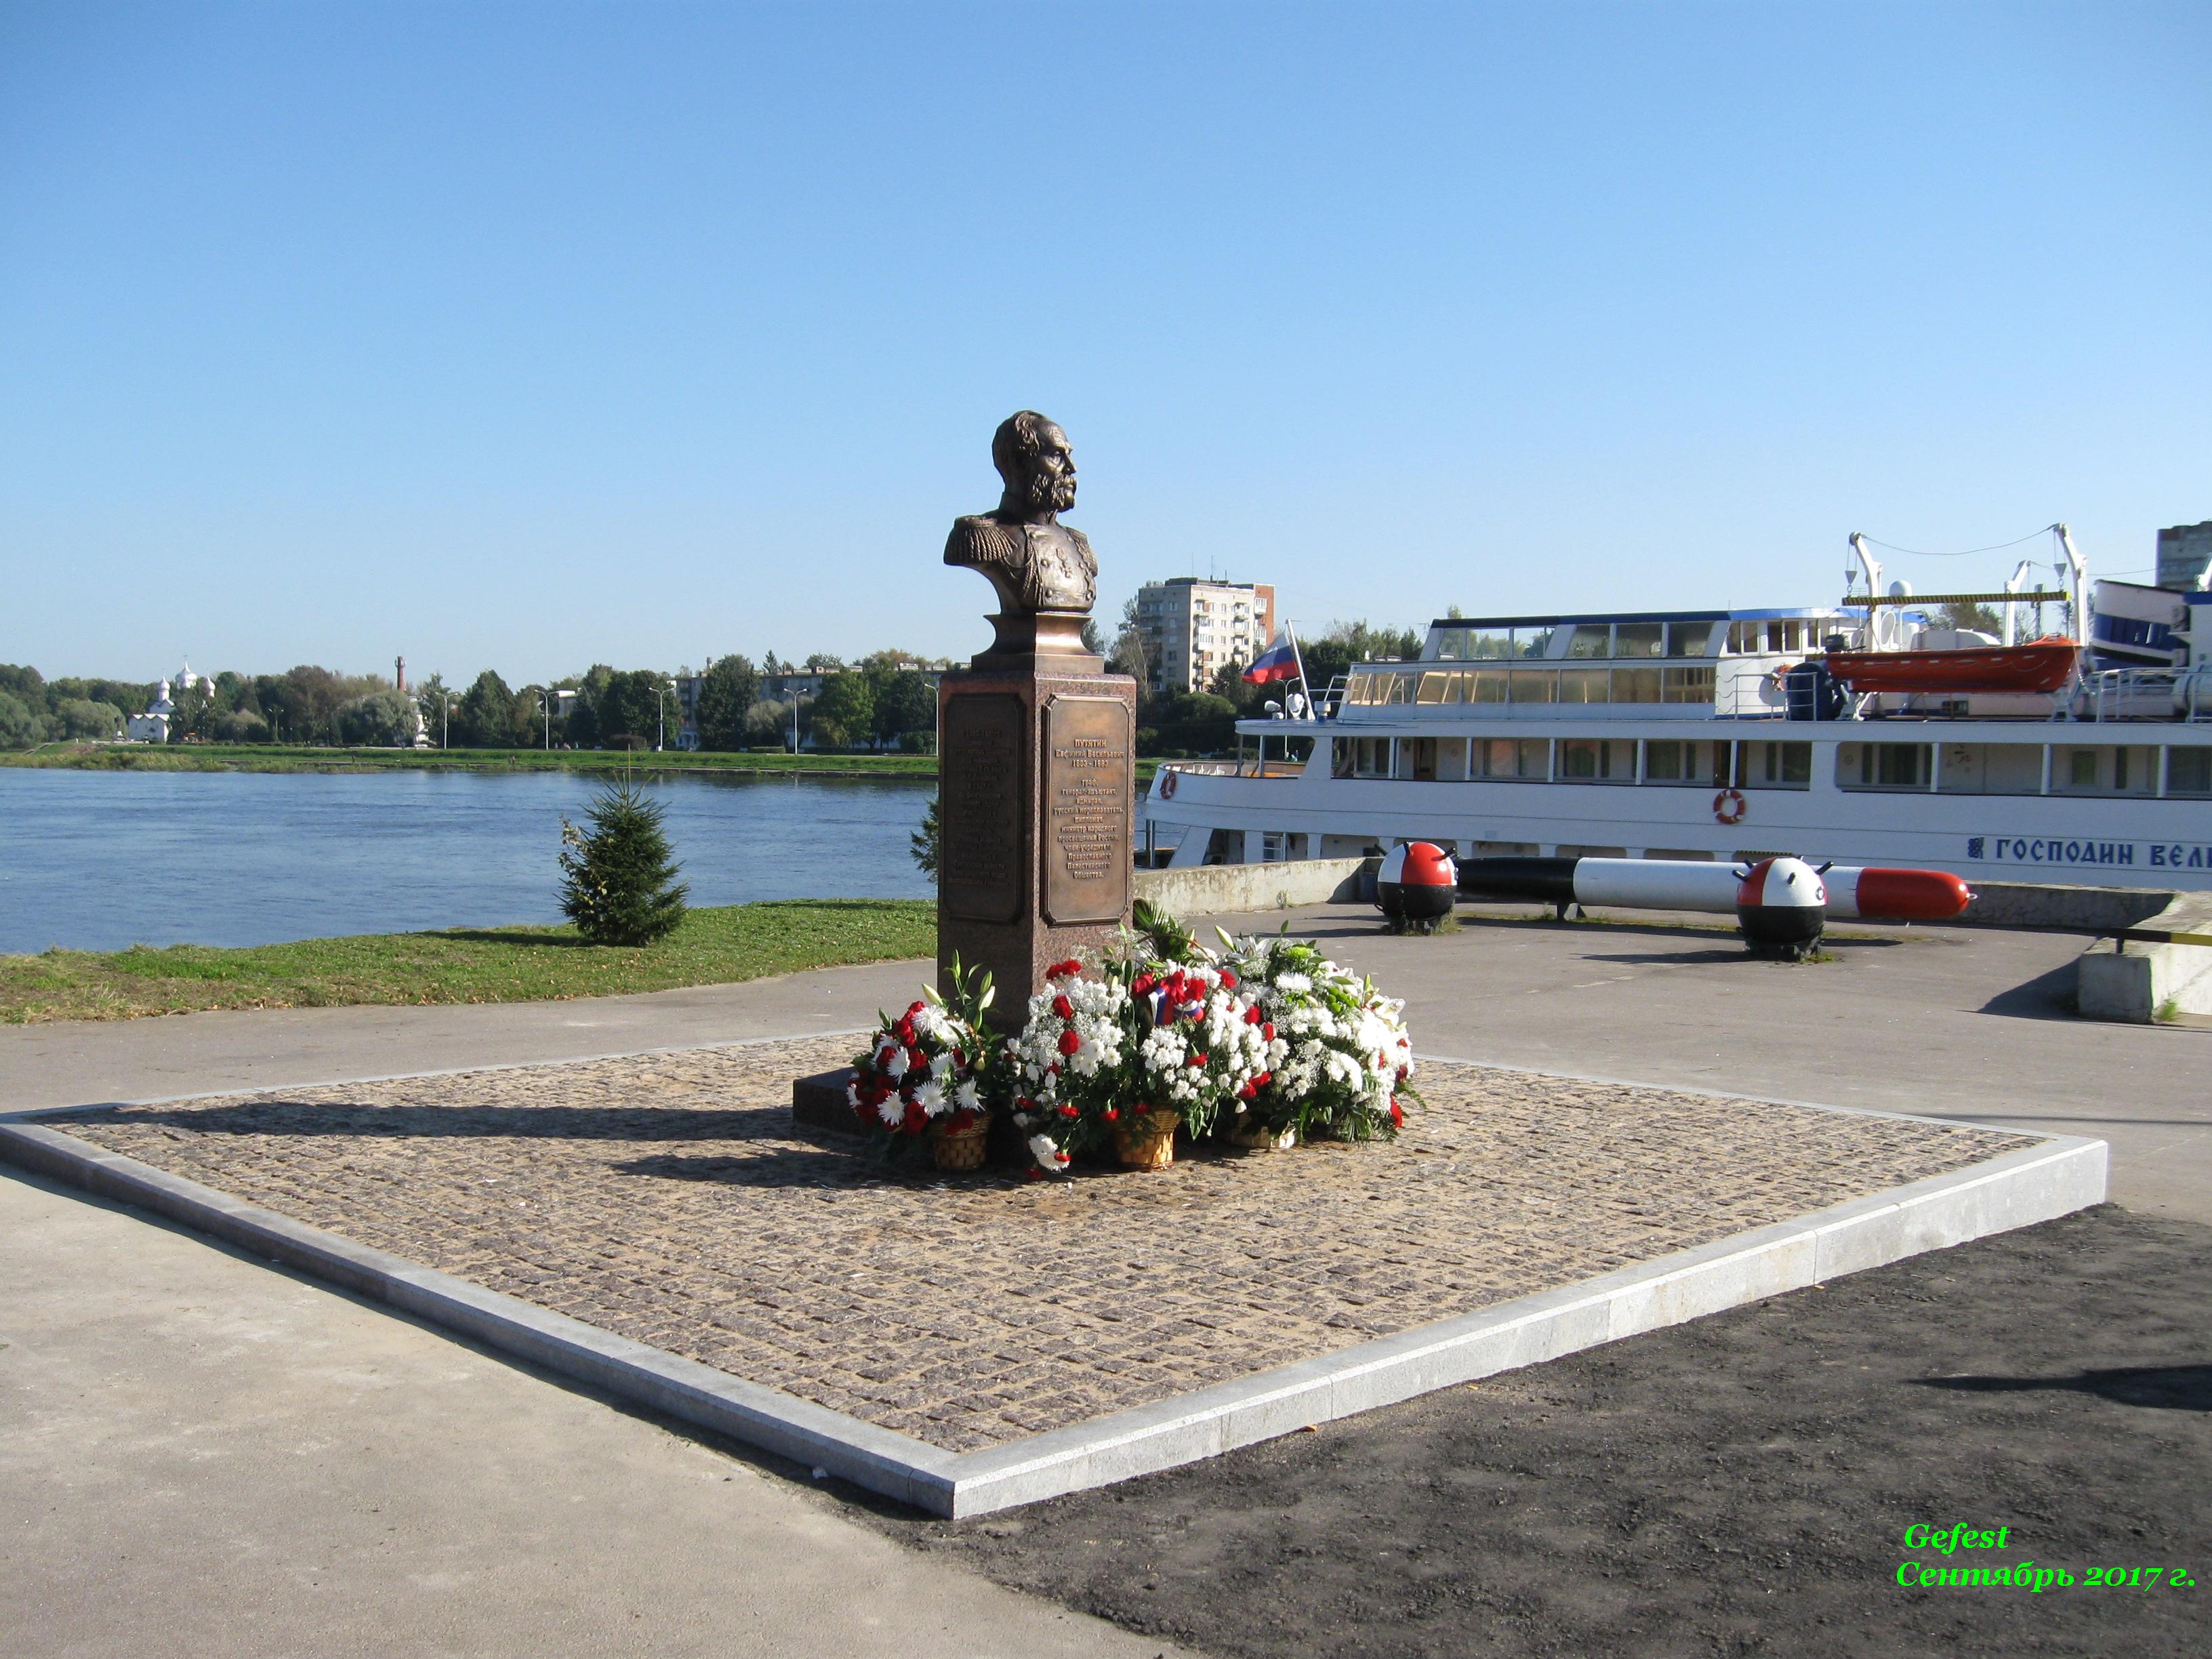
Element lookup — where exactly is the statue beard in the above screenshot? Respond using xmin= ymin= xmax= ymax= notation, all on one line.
xmin=1021 ymin=470 xmax=1076 ymax=516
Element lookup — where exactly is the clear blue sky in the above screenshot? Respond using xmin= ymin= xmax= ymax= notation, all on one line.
xmin=3 ymin=2 xmax=2206 ymax=684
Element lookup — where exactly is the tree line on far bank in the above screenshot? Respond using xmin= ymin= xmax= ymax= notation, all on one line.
xmin=0 ymin=652 xmax=946 ymax=754
xmin=1 ymin=618 xmax=1428 ymax=759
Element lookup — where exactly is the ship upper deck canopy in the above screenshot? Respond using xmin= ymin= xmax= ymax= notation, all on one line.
xmin=1421 ymin=609 xmax=1845 ymax=662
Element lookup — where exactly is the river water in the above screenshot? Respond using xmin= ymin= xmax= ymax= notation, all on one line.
xmin=0 ymin=769 xmax=935 ymax=954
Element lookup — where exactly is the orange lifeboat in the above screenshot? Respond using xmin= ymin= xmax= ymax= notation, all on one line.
xmin=1822 ymin=637 xmax=2079 ymax=695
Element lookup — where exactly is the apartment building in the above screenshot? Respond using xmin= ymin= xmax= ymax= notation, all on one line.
xmin=1132 ymin=578 xmax=1277 ymax=695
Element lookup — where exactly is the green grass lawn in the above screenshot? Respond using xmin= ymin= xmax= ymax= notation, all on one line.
xmin=0 ymin=899 xmax=936 ymax=1025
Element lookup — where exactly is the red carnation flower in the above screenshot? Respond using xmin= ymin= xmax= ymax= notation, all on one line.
xmin=1017 ymin=1097 xmax=1034 ymax=1111
xmin=1244 ymin=1005 xmax=1263 ymax=1025
xmin=1103 ymin=1106 xmax=1120 ymax=1122
xmin=1132 ymin=972 xmax=1155 ymax=996
xmin=1219 ymin=970 xmax=1237 ymax=989
xmin=1388 ymin=1098 xmax=1404 ymax=1126
xmin=1057 ymin=1027 xmax=1082 ymax=1057
xmin=1237 ymin=1082 xmax=1256 ymax=1100
xmin=1054 ymin=1151 xmax=1070 ymax=1164
xmin=903 ymin=1103 xmax=928 ymax=1135
xmin=1187 ymin=1052 xmax=1208 ymax=1067
xmin=1058 ymin=1104 xmax=1078 ymax=1119
xmin=1253 ymin=1071 xmax=1271 ymax=1089
xmin=1395 ymin=1065 xmax=1409 ymax=1083
xmin=907 ymin=1000 xmax=926 ymax=1017
xmin=1263 ymin=1022 xmax=1275 ymax=1041
xmin=1052 ymin=994 xmax=1074 ymax=1021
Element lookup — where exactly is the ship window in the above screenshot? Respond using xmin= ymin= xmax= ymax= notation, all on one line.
xmin=1614 ymin=623 xmax=1664 ymax=659
xmin=1560 ymin=738 xmax=1635 ymax=781
xmin=1843 ymin=742 xmax=1931 ymax=790
xmin=1440 ymin=629 xmax=1514 ymax=661
xmin=1436 ymin=738 xmax=1471 ymax=780
xmin=1347 ymin=737 xmax=1391 ymax=776
xmin=2066 ymin=748 xmax=2098 ymax=791
xmin=1559 ymin=667 xmax=1608 ymax=705
xmin=1508 ymin=668 xmax=1557 ymax=704
xmin=1662 ymin=665 xmax=1715 ymax=703
xmin=1407 ymin=738 xmax=1439 ymax=780
xmin=1613 ymin=666 xmax=1662 ymax=703
xmin=2170 ymin=749 xmax=2212 ymax=795
xmin=1664 ymin=622 xmax=1715 ymax=657
xmin=1938 ymin=743 xmax=2043 ymax=795
xmin=1745 ymin=742 xmax=1811 ymax=788
xmin=1469 ymin=668 xmax=1509 ymax=703
xmin=1516 ymin=627 xmax=1557 ymax=659
xmin=1476 ymin=738 xmax=1515 ymax=777
xmin=1643 ymin=739 xmax=1725 ymax=784
xmin=1565 ymin=626 xmax=1610 ymax=659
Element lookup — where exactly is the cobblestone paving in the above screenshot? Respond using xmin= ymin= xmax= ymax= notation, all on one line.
xmin=56 ymin=1037 xmax=2036 ymax=1452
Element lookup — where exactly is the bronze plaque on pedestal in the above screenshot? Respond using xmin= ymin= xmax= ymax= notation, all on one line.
xmin=940 ymin=693 xmax=1027 ymax=924
xmin=1043 ymin=695 xmax=1132 ymax=926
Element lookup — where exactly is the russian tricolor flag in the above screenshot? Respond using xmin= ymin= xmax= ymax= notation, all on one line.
xmin=1243 ymin=627 xmax=1302 ymax=685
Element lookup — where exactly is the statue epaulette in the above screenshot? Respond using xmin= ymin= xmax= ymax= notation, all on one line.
xmin=945 ymin=515 xmax=1024 ymax=569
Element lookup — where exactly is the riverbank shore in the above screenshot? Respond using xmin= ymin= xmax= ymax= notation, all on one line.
xmin=2 ymin=741 xmax=942 ymax=779
xmin=3 ymin=742 xmax=1167 ymax=784
xmin=0 ymin=898 xmax=933 ymax=1024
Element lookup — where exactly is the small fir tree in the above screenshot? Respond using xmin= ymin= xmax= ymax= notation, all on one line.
xmin=911 ymin=792 xmax=941 ymax=887
xmin=558 ymin=776 xmax=690 ymax=945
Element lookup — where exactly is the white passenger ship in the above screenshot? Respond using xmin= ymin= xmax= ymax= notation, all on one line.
xmin=1140 ymin=535 xmax=2212 ymax=891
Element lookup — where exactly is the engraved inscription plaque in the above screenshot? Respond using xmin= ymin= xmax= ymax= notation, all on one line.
xmin=941 ymin=693 xmax=1025 ymax=923
xmin=1043 ymin=695 xmax=1132 ymax=926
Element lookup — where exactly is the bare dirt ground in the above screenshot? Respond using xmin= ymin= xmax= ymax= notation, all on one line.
xmin=863 ymin=1206 xmax=2211 ymax=1659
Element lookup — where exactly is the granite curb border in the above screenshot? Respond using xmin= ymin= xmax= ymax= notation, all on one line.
xmin=0 ymin=1104 xmax=2106 ymax=1519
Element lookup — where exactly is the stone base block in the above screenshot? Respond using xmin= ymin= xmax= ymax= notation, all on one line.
xmin=792 ymin=1069 xmax=862 ymax=1136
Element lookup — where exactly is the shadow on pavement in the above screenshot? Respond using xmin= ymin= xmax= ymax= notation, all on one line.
xmin=51 ymin=1101 xmax=802 ymax=1142
xmin=1976 ymin=960 xmax=2084 ymax=1022
xmin=1912 ymin=1363 xmax=2212 ymax=1411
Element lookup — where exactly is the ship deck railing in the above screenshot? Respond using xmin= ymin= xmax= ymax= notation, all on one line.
xmin=2078 ymin=666 xmax=2212 ymax=724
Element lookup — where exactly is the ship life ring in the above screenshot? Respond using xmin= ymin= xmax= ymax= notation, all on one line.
xmin=1713 ymin=787 xmax=1747 ymax=825
xmin=1159 ymin=768 xmax=1179 ymax=800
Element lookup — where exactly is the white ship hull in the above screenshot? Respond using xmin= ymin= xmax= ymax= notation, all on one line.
xmin=1144 ymin=717 xmax=2212 ymax=891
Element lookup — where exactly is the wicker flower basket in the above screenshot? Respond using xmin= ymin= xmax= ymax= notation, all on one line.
xmin=932 ymin=1116 xmax=991 ymax=1172
xmin=1112 ymin=1109 xmax=1182 ymax=1170
xmin=1227 ymin=1118 xmax=1296 ymax=1151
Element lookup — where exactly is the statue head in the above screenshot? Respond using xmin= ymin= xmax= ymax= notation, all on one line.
xmin=991 ymin=410 xmax=1076 ymax=520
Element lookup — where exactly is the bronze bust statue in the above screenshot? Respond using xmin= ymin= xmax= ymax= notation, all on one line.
xmin=945 ymin=411 xmax=1097 ymax=616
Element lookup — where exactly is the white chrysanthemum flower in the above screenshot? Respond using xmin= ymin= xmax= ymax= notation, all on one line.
xmin=955 ymin=1079 xmax=980 ymax=1112
xmin=912 ymin=1080 xmax=945 ymax=1114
